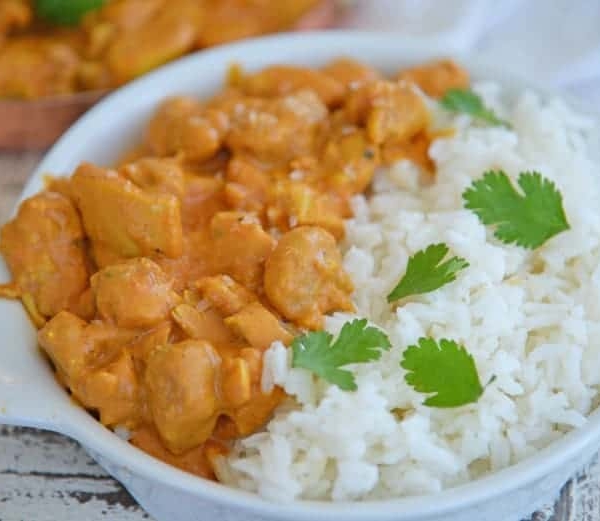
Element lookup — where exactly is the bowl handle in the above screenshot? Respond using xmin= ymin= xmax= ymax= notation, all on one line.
xmin=0 ymin=300 xmax=74 ymax=433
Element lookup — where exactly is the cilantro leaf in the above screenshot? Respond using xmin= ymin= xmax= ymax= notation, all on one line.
xmin=440 ymin=88 xmax=510 ymax=127
xmin=36 ymin=0 xmax=105 ymax=26
xmin=387 ymin=243 xmax=469 ymax=302
xmin=401 ymin=338 xmax=484 ymax=407
xmin=291 ymin=318 xmax=391 ymax=391
xmin=463 ymin=170 xmax=570 ymax=249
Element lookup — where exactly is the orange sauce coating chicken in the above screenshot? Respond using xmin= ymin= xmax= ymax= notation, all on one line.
xmin=0 ymin=58 xmax=469 ymax=479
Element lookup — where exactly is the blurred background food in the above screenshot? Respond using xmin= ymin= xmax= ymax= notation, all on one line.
xmin=0 ymin=0 xmax=338 ymax=148
xmin=0 ymin=0 xmax=333 ymax=99
xmin=1 ymin=0 xmax=598 ymax=150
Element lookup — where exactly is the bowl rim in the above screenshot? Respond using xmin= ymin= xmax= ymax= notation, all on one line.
xmin=7 ymin=30 xmax=600 ymax=521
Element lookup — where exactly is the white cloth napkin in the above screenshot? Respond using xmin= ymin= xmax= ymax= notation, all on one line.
xmin=338 ymin=0 xmax=600 ymax=105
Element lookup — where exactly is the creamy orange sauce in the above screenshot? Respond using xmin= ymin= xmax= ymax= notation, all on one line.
xmin=0 ymin=57 xmax=469 ymax=478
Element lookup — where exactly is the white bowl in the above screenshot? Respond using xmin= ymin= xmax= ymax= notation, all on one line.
xmin=1 ymin=32 xmax=599 ymax=521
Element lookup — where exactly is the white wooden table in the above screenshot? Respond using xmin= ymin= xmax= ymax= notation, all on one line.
xmin=1 ymin=152 xmax=599 ymax=521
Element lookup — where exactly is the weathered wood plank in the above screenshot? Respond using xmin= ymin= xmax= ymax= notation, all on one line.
xmin=0 ymin=427 xmax=150 ymax=521
xmin=573 ymin=454 xmax=600 ymax=521
xmin=0 ymin=474 xmax=149 ymax=521
xmin=0 ymin=426 xmax=105 ymax=476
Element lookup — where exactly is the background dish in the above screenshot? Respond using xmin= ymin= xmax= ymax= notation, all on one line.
xmin=0 ymin=0 xmax=337 ymax=151
xmin=1 ymin=32 xmax=600 ymax=521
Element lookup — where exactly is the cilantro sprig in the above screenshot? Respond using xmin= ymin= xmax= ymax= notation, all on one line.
xmin=291 ymin=318 xmax=391 ymax=391
xmin=401 ymin=338 xmax=484 ymax=407
xmin=441 ymin=88 xmax=510 ymax=127
xmin=463 ymin=170 xmax=570 ymax=249
xmin=35 ymin=0 xmax=105 ymax=26
xmin=387 ymin=243 xmax=469 ymax=302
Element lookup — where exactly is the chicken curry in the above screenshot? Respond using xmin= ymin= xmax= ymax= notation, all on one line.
xmin=0 ymin=0 xmax=322 ymax=99
xmin=0 ymin=57 xmax=469 ymax=479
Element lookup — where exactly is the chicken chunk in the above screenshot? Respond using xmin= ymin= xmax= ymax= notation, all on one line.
xmin=267 ymin=181 xmax=346 ymax=239
xmin=196 ymin=0 xmax=319 ymax=47
xmin=225 ymin=386 xmax=285 ymax=437
xmin=38 ymin=311 xmax=139 ymax=425
xmin=151 ymin=229 xmax=216 ymax=293
xmin=224 ymin=156 xmax=270 ymax=214
xmin=321 ymin=58 xmax=381 ymax=90
xmin=221 ymin=356 xmax=252 ymax=408
xmin=264 ymin=226 xmax=354 ymax=329
xmin=38 ymin=311 xmax=136 ymax=383
xmin=369 ymin=93 xmax=428 ymax=145
xmin=38 ymin=311 xmax=92 ymax=384
xmin=129 ymin=321 xmax=172 ymax=377
xmin=71 ymin=163 xmax=183 ymax=264
xmin=91 ymin=258 xmax=179 ymax=329
xmin=94 ymin=0 xmax=164 ymax=32
xmin=320 ymin=128 xmax=380 ymax=198
xmin=77 ymin=350 xmax=140 ymax=427
xmin=214 ymin=346 xmax=284 ymax=439
xmin=176 ymin=108 xmax=229 ymax=160
xmin=0 ymin=0 xmax=32 ymax=42
xmin=344 ymin=81 xmax=429 ymax=144
xmin=196 ymin=274 xmax=255 ymax=316
xmin=145 ymin=340 xmax=222 ymax=454
xmin=210 ymin=211 xmax=275 ymax=290
xmin=171 ymin=303 xmax=238 ymax=345
xmin=0 ymin=192 xmax=89 ymax=319
xmin=44 ymin=176 xmax=75 ymax=202
xmin=381 ymin=130 xmax=435 ymax=173
xmin=226 ymin=90 xmax=327 ymax=163
xmin=181 ymin=176 xmax=226 ymax=230
xmin=224 ymin=301 xmax=293 ymax=351
xmin=146 ymin=96 xmax=199 ymax=152
xmin=105 ymin=0 xmax=203 ymax=84
xmin=146 ymin=97 xmax=229 ymax=162
xmin=0 ymin=36 xmax=79 ymax=99
xmin=344 ymin=81 xmax=429 ymax=146
xmin=120 ymin=157 xmax=185 ymax=200
xmin=396 ymin=59 xmax=470 ymax=98
xmin=240 ymin=65 xmax=345 ymax=107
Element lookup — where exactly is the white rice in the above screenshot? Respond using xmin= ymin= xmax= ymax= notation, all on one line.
xmin=218 ymin=83 xmax=600 ymax=501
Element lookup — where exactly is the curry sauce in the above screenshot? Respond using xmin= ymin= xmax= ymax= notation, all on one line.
xmin=0 ymin=58 xmax=469 ymax=479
